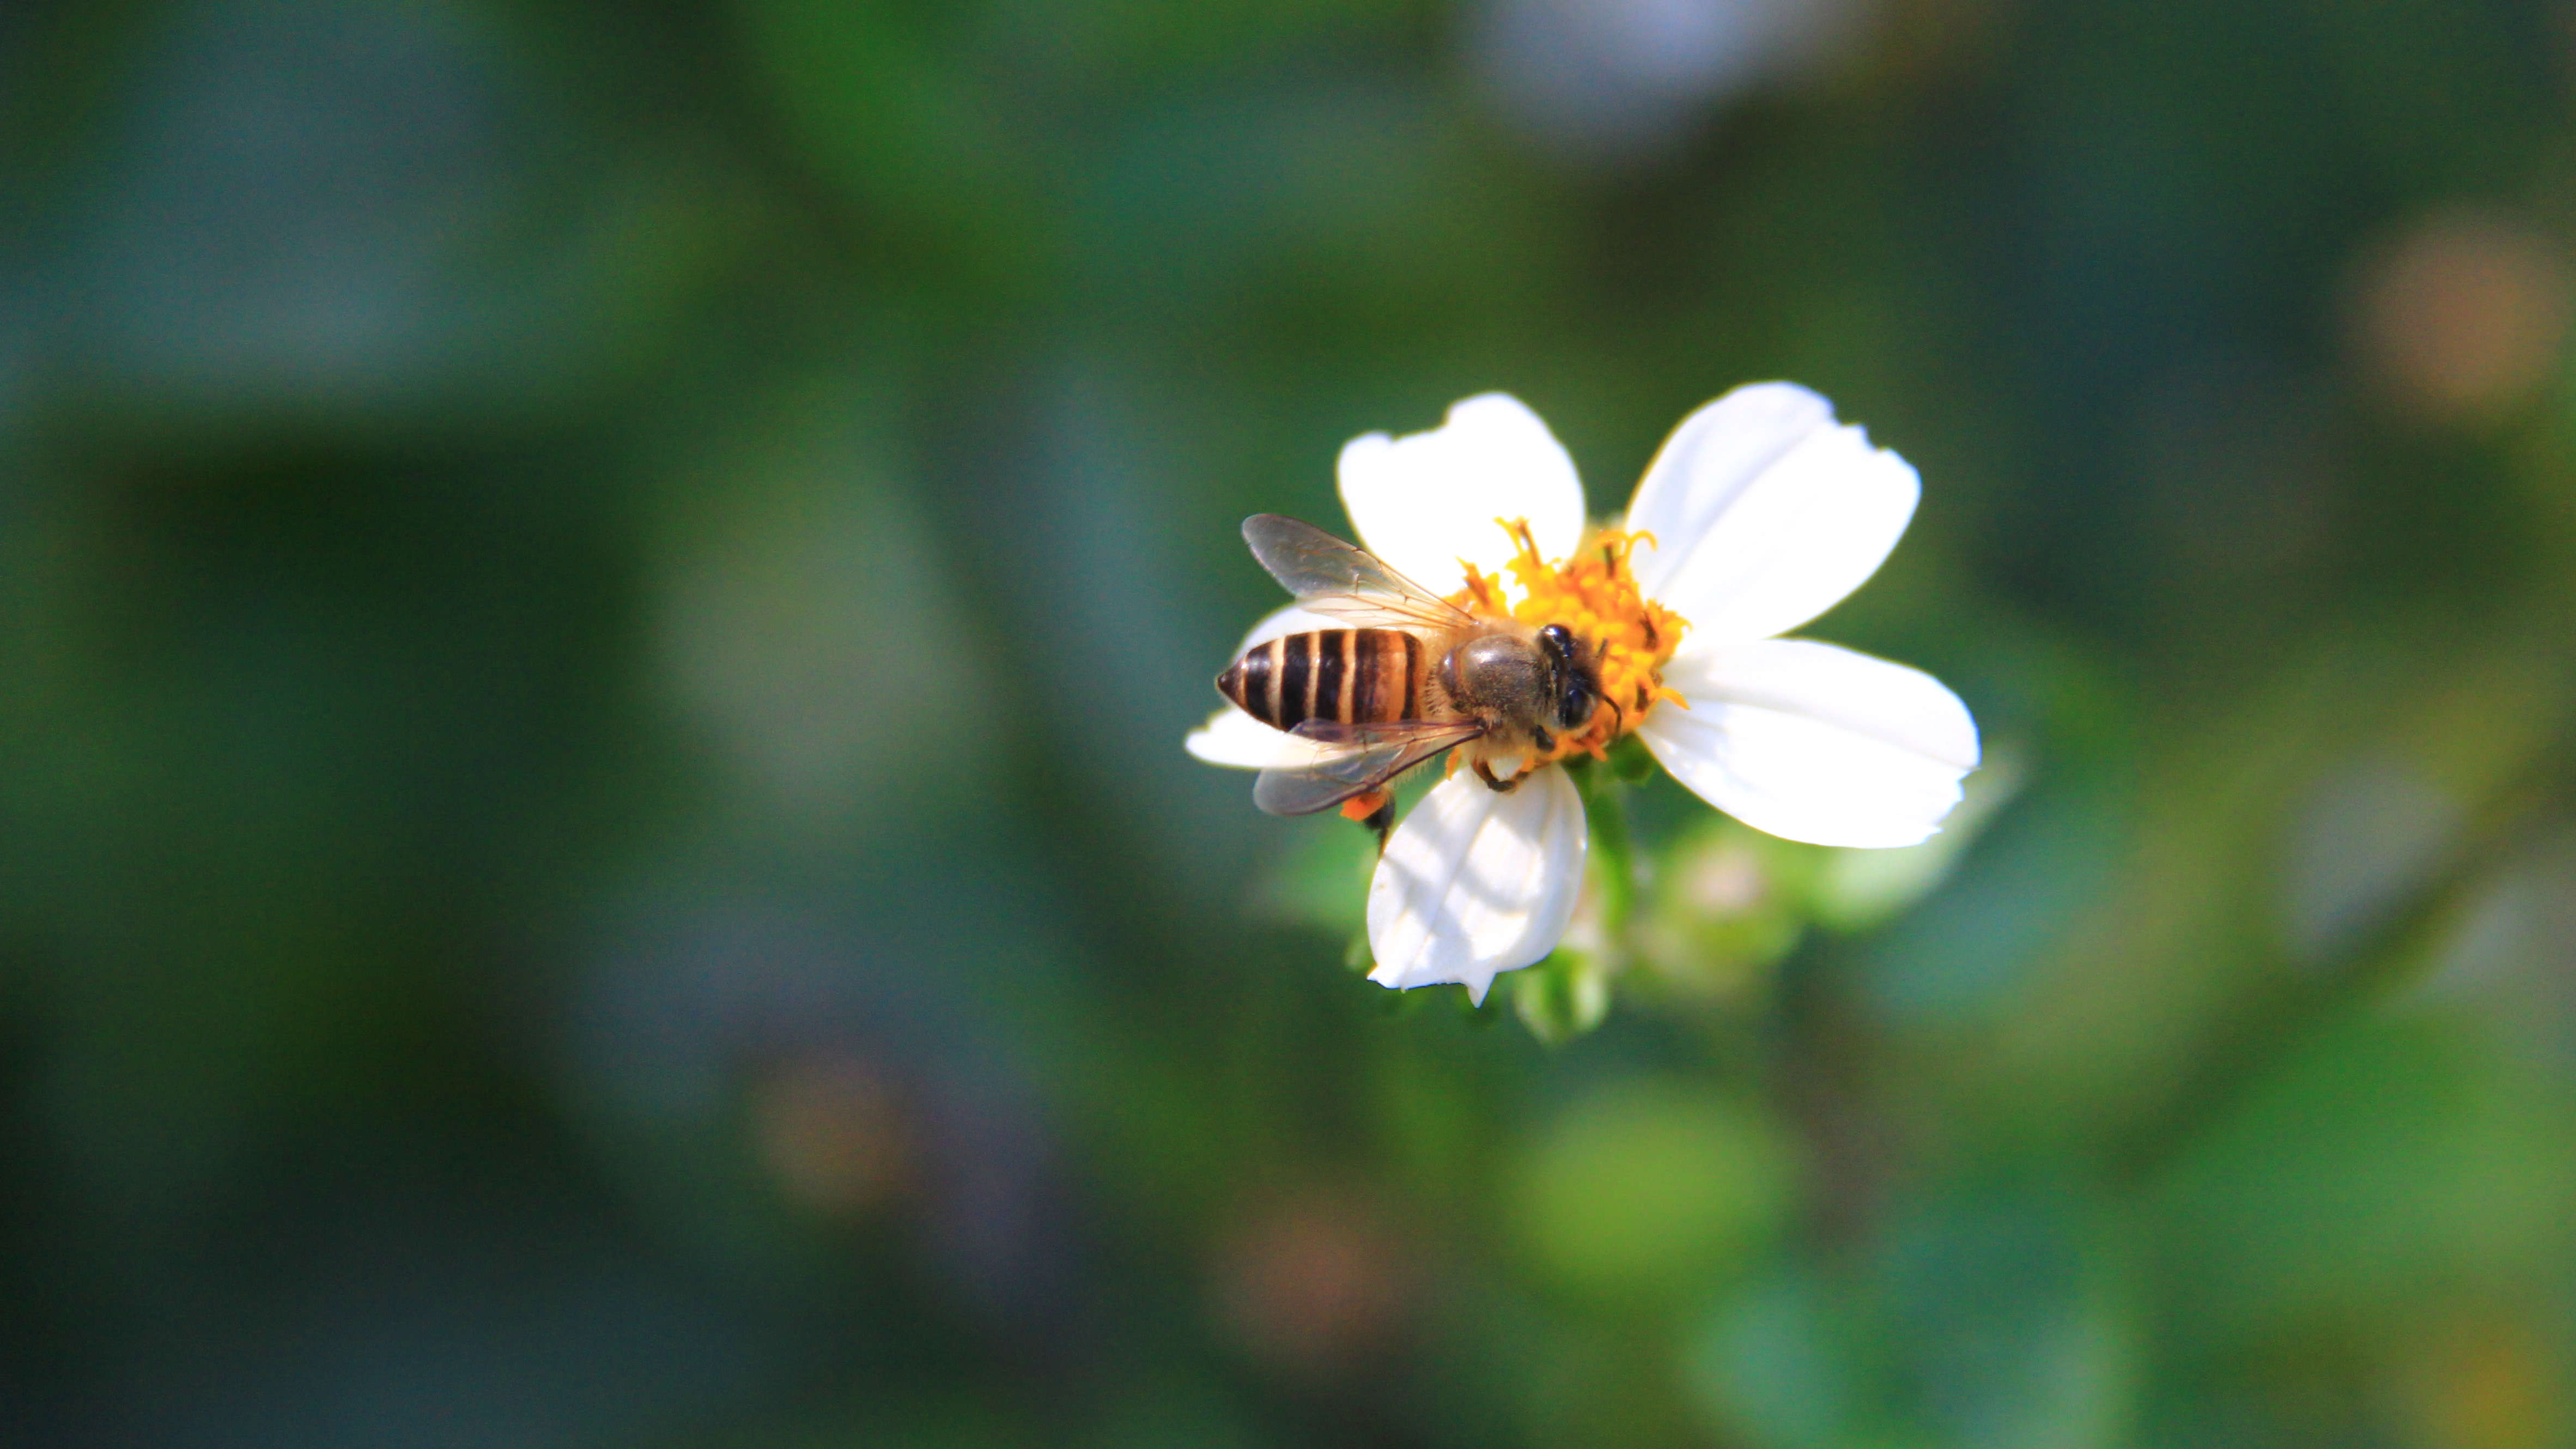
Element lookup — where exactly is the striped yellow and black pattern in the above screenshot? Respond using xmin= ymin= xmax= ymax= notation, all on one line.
xmin=1219 ymin=628 xmax=1425 ymax=731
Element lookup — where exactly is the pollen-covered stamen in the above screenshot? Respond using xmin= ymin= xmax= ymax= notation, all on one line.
xmin=1452 ymin=517 xmax=1689 ymax=773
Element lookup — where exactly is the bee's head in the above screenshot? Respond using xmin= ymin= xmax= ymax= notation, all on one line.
xmin=1538 ymin=624 xmax=1601 ymax=731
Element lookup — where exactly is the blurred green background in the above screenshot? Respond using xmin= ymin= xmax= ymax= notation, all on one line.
xmin=6 ymin=1 xmax=2576 ymax=1445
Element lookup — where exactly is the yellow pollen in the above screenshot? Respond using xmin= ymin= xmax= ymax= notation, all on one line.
xmin=1451 ymin=517 xmax=1689 ymax=772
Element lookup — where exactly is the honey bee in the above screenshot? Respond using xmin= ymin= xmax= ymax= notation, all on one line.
xmin=1217 ymin=514 xmax=1605 ymax=843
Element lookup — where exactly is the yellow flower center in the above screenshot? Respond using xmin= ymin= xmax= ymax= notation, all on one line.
xmin=1452 ymin=518 xmax=1688 ymax=771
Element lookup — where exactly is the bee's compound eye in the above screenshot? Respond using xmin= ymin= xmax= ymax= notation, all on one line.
xmin=1559 ymin=680 xmax=1597 ymax=729
xmin=1539 ymin=626 xmax=1597 ymax=729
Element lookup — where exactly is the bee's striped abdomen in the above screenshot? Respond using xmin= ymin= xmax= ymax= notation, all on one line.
xmin=1218 ymin=629 xmax=1423 ymax=730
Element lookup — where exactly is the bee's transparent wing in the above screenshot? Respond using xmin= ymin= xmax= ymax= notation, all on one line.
xmin=1241 ymin=514 xmax=1477 ymax=632
xmin=1251 ymin=718 xmax=1486 ymax=817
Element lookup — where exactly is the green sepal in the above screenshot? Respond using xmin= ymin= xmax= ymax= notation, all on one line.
xmin=1607 ymin=731 xmax=1656 ymax=783
xmin=1514 ymin=950 xmax=1610 ymax=1044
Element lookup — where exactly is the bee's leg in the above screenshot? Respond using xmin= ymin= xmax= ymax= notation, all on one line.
xmin=1339 ymin=789 xmax=1395 ymax=853
xmin=1473 ymin=760 xmax=1521 ymax=793
xmin=1363 ymin=797 xmax=1395 ymax=854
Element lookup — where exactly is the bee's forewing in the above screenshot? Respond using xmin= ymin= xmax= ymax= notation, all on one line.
xmin=1250 ymin=719 xmax=1485 ymax=817
xmin=1242 ymin=514 xmax=1475 ymax=630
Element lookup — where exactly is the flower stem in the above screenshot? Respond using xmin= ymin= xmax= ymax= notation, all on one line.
xmin=1570 ymin=759 xmax=1641 ymax=958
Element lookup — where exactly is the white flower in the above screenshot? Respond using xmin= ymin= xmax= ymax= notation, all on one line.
xmin=1188 ymin=386 xmax=1979 ymax=1004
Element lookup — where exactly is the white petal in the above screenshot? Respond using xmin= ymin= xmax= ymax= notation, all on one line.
xmin=1337 ymin=394 xmax=1588 ymax=596
xmin=1639 ymin=639 xmax=1978 ymax=848
xmin=1366 ymin=766 xmax=1587 ymax=1005
xmin=1622 ymin=384 xmax=1919 ymax=645
xmin=1185 ymin=705 xmax=1338 ymax=771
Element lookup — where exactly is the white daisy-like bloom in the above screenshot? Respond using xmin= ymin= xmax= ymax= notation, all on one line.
xmin=1188 ymin=386 xmax=1979 ymax=1005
